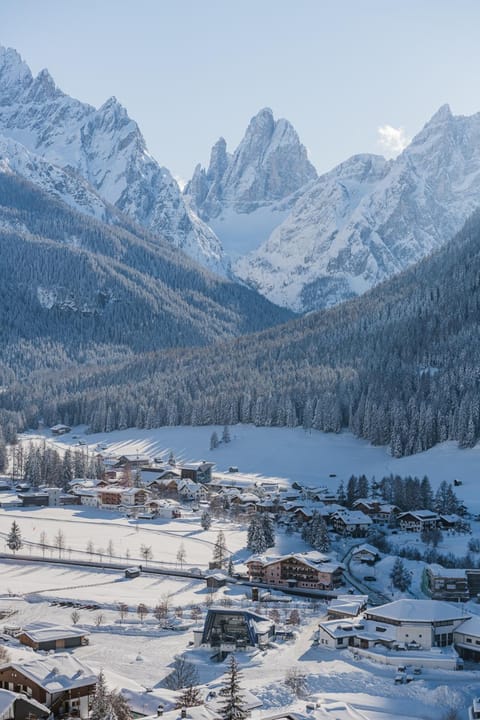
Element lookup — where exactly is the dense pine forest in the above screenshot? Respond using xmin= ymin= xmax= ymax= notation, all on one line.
xmin=0 ymin=171 xmax=292 ymax=380
xmin=2 ymin=189 xmax=480 ymax=456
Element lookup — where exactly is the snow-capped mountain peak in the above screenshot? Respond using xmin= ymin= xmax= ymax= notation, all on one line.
xmin=0 ymin=46 xmax=32 ymax=101
xmin=236 ymin=104 xmax=480 ymax=312
xmin=184 ymin=107 xmax=317 ymax=260
xmin=0 ymin=45 xmax=228 ymax=276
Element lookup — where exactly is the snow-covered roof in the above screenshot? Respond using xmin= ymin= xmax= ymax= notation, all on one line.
xmin=456 ymin=615 xmax=480 ymax=637
xmin=180 ymin=461 xmax=214 ymax=470
xmin=398 ymin=509 xmax=438 ymax=520
xmin=236 ymin=492 xmax=261 ymax=503
xmin=2 ymin=655 xmax=96 ymax=691
xmin=248 ymin=550 xmax=330 ymax=566
xmin=366 ymin=599 xmax=469 ymax=624
xmin=247 ymin=551 xmax=340 ymax=574
xmin=143 ymin=709 xmax=219 ymax=720
xmin=427 ymin=564 xmax=467 ymax=579
xmin=0 ymin=689 xmax=49 ymax=716
xmin=20 ymin=621 xmax=89 ymax=643
xmin=320 ymin=618 xmax=384 ymax=640
xmin=0 ymin=690 xmax=16 ymax=715
xmin=352 ymin=544 xmax=379 ymax=556
xmin=328 ymin=595 xmax=368 ymax=616
xmin=333 ymin=510 xmax=372 ymax=525
xmin=121 ymin=487 xmax=146 ymax=496
xmin=117 ymin=454 xmax=151 ymax=462
xmin=73 ymin=488 xmax=99 ymax=497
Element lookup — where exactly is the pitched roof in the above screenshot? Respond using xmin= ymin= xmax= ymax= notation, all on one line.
xmin=398 ymin=510 xmax=438 ymax=520
xmin=352 ymin=543 xmax=379 ymax=556
xmin=333 ymin=510 xmax=372 ymax=524
xmin=1 ymin=655 xmax=96 ymax=692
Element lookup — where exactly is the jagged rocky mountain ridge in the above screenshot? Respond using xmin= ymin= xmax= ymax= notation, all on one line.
xmin=236 ymin=104 xmax=480 ymax=311
xmin=184 ymin=107 xmax=317 ymax=260
xmin=3 ymin=44 xmax=480 ymax=318
xmin=0 ymin=46 xmax=228 ymax=275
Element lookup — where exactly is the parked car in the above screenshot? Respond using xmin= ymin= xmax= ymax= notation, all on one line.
xmin=364 ymin=575 xmax=376 ymax=582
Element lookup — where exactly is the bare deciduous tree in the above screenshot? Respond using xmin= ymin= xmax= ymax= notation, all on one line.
xmin=118 ymin=602 xmax=129 ymax=623
xmin=285 ymin=668 xmax=307 ymax=698
xmin=137 ymin=603 xmax=148 ymax=622
xmin=53 ymin=529 xmax=66 ymax=558
xmin=164 ymin=656 xmax=199 ymax=690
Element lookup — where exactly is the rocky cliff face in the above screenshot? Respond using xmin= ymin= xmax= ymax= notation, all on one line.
xmin=184 ymin=107 xmax=317 ymax=259
xmin=236 ymin=105 xmax=480 ymax=312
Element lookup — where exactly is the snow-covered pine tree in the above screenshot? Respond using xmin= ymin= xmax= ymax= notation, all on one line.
xmin=310 ymin=511 xmax=330 ymax=552
xmin=109 ymin=691 xmax=132 ymax=720
xmin=0 ymin=427 xmax=7 ymax=473
xmin=7 ymin=521 xmax=22 ymax=554
xmin=218 ymin=655 xmax=248 ymax=720
xmin=62 ymin=449 xmax=74 ymax=490
xmin=210 ymin=432 xmax=219 ymax=450
xmin=390 ymin=557 xmax=411 ymax=591
xmin=260 ymin=512 xmax=275 ymax=549
xmin=201 ymin=510 xmax=212 ymax=530
xmin=91 ymin=670 xmax=117 ymax=720
xmin=420 ymin=476 xmax=434 ymax=509
xmin=222 ymin=425 xmax=231 ymax=443
xmin=337 ymin=481 xmax=346 ymax=506
xmin=247 ymin=515 xmax=267 ymax=554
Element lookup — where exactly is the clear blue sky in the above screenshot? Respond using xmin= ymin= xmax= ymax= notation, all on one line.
xmin=1 ymin=0 xmax=479 ymax=182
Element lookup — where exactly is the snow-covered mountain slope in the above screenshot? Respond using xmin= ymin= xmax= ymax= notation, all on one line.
xmin=0 ymin=46 xmax=227 ymax=275
xmin=236 ymin=104 xmax=480 ymax=312
xmin=184 ymin=107 xmax=317 ymax=259
xmin=0 ymin=134 xmax=110 ymax=221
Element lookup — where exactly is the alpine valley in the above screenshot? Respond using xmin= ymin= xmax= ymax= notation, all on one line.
xmin=2 ymin=45 xmax=480 ymax=456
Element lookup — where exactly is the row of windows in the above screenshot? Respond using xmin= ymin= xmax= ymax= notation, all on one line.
xmin=0 ymin=681 xmax=32 ymax=695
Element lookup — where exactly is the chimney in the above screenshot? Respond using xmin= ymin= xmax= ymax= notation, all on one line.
xmin=157 ymin=706 xmax=164 ymax=716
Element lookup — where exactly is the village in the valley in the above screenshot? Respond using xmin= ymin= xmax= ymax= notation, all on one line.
xmin=1 ymin=424 xmax=480 ymax=720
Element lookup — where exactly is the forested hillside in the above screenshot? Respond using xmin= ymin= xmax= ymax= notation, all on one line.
xmin=0 ymin=171 xmax=292 ymax=383
xmin=3 ymin=205 xmax=480 ymax=456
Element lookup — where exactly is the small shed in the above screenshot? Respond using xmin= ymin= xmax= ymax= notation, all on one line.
xmin=205 ymin=571 xmax=229 ymax=589
xmin=16 ymin=622 xmax=89 ymax=651
xmin=125 ymin=566 xmax=142 ymax=579
xmin=50 ymin=424 xmax=71 ymax=435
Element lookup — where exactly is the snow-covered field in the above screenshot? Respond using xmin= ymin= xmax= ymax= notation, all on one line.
xmin=20 ymin=424 xmax=480 ymax=511
xmin=2 ymin=423 xmax=480 ymax=719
